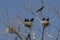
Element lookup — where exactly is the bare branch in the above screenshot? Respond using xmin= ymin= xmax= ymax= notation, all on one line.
xmin=14 ymin=31 xmax=23 ymax=40
xmin=15 ymin=36 xmax=17 ymax=40
xmin=56 ymin=33 xmax=59 ymax=40
xmin=5 ymin=8 xmax=11 ymax=27
xmin=53 ymin=7 xmax=60 ymax=18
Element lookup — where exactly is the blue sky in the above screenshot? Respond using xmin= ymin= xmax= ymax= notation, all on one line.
xmin=0 ymin=0 xmax=60 ymax=40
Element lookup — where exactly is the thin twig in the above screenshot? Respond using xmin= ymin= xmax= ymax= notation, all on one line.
xmin=15 ymin=36 xmax=17 ymax=40
xmin=5 ymin=8 xmax=11 ymax=27
xmin=30 ymin=28 xmax=36 ymax=40
xmin=14 ymin=31 xmax=23 ymax=40
xmin=53 ymin=7 xmax=60 ymax=18
xmin=56 ymin=33 xmax=59 ymax=40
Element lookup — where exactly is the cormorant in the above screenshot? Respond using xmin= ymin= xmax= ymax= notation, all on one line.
xmin=37 ymin=6 xmax=44 ymax=12
xmin=30 ymin=18 xmax=34 ymax=22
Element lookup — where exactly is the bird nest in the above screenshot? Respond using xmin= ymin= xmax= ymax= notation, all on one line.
xmin=41 ymin=20 xmax=50 ymax=27
xmin=7 ymin=27 xmax=16 ymax=33
xmin=23 ymin=22 xmax=33 ymax=28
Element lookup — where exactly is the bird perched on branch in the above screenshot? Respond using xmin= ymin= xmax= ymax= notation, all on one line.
xmin=30 ymin=18 xmax=34 ymax=22
xmin=46 ymin=17 xmax=49 ymax=21
xmin=25 ymin=18 xmax=29 ymax=22
xmin=41 ymin=17 xmax=50 ymax=27
xmin=42 ymin=18 xmax=45 ymax=20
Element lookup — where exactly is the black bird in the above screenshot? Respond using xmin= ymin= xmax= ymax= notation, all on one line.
xmin=24 ymin=18 xmax=29 ymax=22
xmin=42 ymin=18 xmax=45 ymax=20
xmin=37 ymin=6 xmax=44 ymax=12
xmin=30 ymin=18 xmax=34 ymax=22
xmin=46 ymin=17 xmax=49 ymax=21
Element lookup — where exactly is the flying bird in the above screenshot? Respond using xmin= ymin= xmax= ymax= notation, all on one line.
xmin=37 ymin=6 xmax=44 ymax=12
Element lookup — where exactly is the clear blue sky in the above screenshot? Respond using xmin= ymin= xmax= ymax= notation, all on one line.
xmin=0 ymin=0 xmax=60 ymax=40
